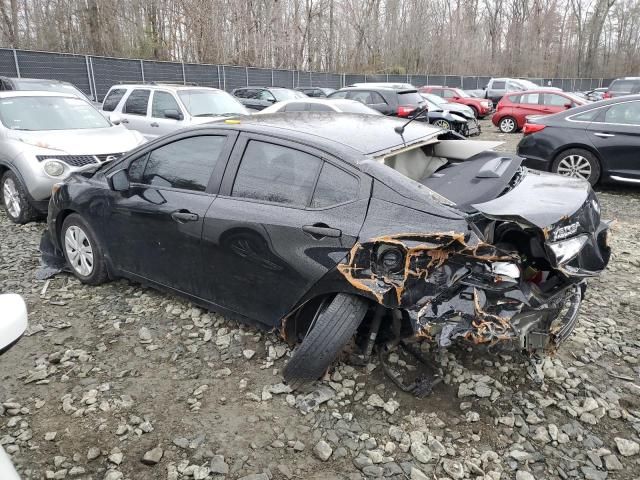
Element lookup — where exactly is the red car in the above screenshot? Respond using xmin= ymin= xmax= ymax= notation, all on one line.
xmin=418 ymin=86 xmax=493 ymax=118
xmin=492 ymin=90 xmax=588 ymax=133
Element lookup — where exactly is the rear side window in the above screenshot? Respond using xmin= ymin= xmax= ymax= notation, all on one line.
xmin=232 ymin=141 xmax=321 ymax=207
xmin=329 ymin=91 xmax=348 ymax=99
xmin=311 ymin=163 xmax=359 ymax=208
xmin=103 ymin=88 xmax=126 ymax=112
xmin=123 ymin=89 xmax=150 ymax=115
xmin=308 ymin=103 xmax=333 ymax=112
xmin=507 ymin=94 xmax=521 ymax=104
xmin=604 ymin=101 xmax=640 ymax=125
xmin=492 ymin=81 xmax=506 ymax=89
xmin=571 ymin=109 xmax=599 ymax=122
xmin=282 ymin=102 xmax=307 ymax=112
xmin=544 ymin=93 xmax=570 ymax=106
xmin=520 ymin=93 xmax=540 ymax=105
xmin=442 ymin=89 xmax=455 ymax=99
xmin=135 ymin=135 xmax=226 ymax=191
xmin=151 ymin=91 xmax=181 ymax=118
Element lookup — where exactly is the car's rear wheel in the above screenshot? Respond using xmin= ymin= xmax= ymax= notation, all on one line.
xmin=1 ymin=171 xmax=38 ymax=224
xmin=61 ymin=214 xmax=108 ymax=285
xmin=552 ymin=148 xmax=601 ymax=186
xmin=433 ymin=119 xmax=451 ymax=130
xmin=283 ymin=293 xmax=370 ymax=390
xmin=498 ymin=116 xmax=517 ymax=133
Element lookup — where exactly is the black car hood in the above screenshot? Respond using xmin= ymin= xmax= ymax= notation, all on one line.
xmin=472 ymin=168 xmax=590 ymax=229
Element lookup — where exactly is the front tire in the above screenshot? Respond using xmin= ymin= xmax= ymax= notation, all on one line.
xmin=433 ymin=119 xmax=451 ymax=130
xmin=283 ymin=293 xmax=370 ymax=390
xmin=61 ymin=214 xmax=108 ymax=285
xmin=498 ymin=116 xmax=517 ymax=133
xmin=1 ymin=171 xmax=38 ymax=224
xmin=552 ymin=148 xmax=601 ymax=186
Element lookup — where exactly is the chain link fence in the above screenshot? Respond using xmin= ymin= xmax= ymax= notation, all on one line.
xmin=1 ymin=48 xmax=611 ymax=102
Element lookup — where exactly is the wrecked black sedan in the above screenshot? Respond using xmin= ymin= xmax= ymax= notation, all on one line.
xmin=42 ymin=113 xmax=610 ymax=390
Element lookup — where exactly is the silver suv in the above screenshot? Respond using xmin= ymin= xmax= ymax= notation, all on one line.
xmin=102 ymin=84 xmax=249 ymax=139
xmin=0 ymin=91 xmax=145 ymax=223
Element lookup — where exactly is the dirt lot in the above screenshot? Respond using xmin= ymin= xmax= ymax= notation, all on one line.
xmin=2 ymin=120 xmax=640 ymax=480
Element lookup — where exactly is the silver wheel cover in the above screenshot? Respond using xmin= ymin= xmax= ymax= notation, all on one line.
xmin=64 ymin=226 xmax=94 ymax=276
xmin=500 ymin=118 xmax=516 ymax=132
xmin=557 ymin=154 xmax=592 ymax=180
xmin=3 ymin=178 xmax=21 ymax=218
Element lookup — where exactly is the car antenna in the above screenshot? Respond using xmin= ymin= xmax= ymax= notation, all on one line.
xmin=394 ymin=103 xmax=429 ymax=135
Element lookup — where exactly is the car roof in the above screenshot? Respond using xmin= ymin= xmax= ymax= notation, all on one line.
xmin=199 ymin=112 xmax=440 ymax=159
xmin=533 ymin=94 xmax=640 ymax=122
xmin=111 ymin=84 xmax=224 ymax=92
xmin=236 ymin=86 xmax=294 ymax=90
xmin=0 ymin=76 xmax=70 ymax=84
xmin=0 ymin=91 xmax=79 ymax=98
xmin=338 ymin=86 xmax=418 ymax=93
xmin=611 ymin=77 xmax=640 ymax=81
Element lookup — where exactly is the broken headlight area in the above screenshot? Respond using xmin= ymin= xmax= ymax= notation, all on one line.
xmin=338 ymin=231 xmax=590 ymax=355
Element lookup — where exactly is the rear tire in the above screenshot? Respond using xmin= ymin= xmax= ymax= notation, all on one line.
xmin=433 ymin=119 xmax=451 ymax=130
xmin=551 ymin=148 xmax=601 ymax=186
xmin=61 ymin=214 xmax=108 ymax=285
xmin=283 ymin=293 xmax=370 ymax=390
xmin=498 ymin=116 xmax=517 ymax=133
xmin=469 ymin=106 xmax=479 ymax=118
xmin=1 ymin=171 xmax=38 ymax=224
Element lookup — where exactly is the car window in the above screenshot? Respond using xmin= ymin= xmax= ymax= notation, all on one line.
xmin=232 ymin=140 xmax=321 ymax=207
xmin=258 ymin=90 xmax=276 ymax=102
xmin=492 ymin=81 xmax=506 ymax=90
xmin=609 ymin=80 xmax=640 ymax=94
xmin=233 ymin=89 xmax=247 ymax=98
xmin=604 ymin=101 xmax=640 ymax=125
xmin=103 ymin=88 xmax=126 ymax=112
xmin=571 ymin=109 xmax=599 ymax=122
xmin=151 ymin=91 xmax=181 ymax=118
xmin=397 ymin=91 xmax=422 ymax=105
xmin=329 ymin=91 xmax=348 ymax=99
xmin=508 ymin=94 xmax=521 ymax=104
xmin=311 ymin=162 xmax=359 ymax=208
xmin=520 ymin=93 xmax=540 ymax=105
xmin=430 ymin=89 xmax=444 ymax=97
xmin=442 ymin=89 xmax=455 ymax=99
xmin=348 ymin=91 xmax=384 ymax=105
xmin=283 ymin=102 xmax=308 ymax=112
xmin=543 ymin=93 xmax=570 ymax=107
xmin=308 ymin=103 xmax=333 ymax=112
xmin=133 ymin=136 xmax=226 ymax=191
xmin=123 ymin=89 xmax=150 ymax=116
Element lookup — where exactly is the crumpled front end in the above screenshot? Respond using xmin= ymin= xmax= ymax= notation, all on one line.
xmin=338 ymin=181 xmax=610 ymax=353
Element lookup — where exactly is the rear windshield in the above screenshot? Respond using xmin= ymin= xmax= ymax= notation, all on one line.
xmin=0 ymin=96 xmax=110 ymax=130
xmin=397 ymin=91 xmax=424 ymax=106
xmin=609 ymin=80 xmax=640 ymax=93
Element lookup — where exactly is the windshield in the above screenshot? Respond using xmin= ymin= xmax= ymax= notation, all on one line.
xmin=0 ymin=96 xmax=110 ymax=131
xmin=422 ymin=93 xmax=446 ymax=105
xmin=15 ymin=81 xmax=91 ymax=101
xmin=515 ymin=80 xmax=539 ymax=90
xmin=452 ymin=89 xmax=470 ymax=98
xmin=609 ymin=80 xmax=640 ymax=93
xmin=271 ymin=88 xmax=303 ymax=101
xmin=178 ymin=89 xmax=249 ymax=116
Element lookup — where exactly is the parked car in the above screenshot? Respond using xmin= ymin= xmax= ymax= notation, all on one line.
xmin=349 ymin=82 xmax=415 ymax=90
xmin=0 ymin=293 xmax=27 ymax=480
xmin=0 ymin=76 xmax=96 ymax=104
xmin=42 ymin=113 xmax=609 ymax=390
xmin=295 ymin=87 xmax=336 ymax=98
xmin=585 ymin=88 xmax=608 ymax=102
xmin=259 ymin=98 xmax=383 ymax=114
xmin=483 ymin=78 xmax=561 ymax=105
xmin=102 ymin=84 xmax=249 ymax=139
xmin=603 ymin=77 xmax=640 ymax=99
xmin=328 ymin=86 xmax=474 ymax=136
xmin=418 ymin=86 xmax=493 ymax=118
xmin=420 ymin=92 xmax=477 ymax=119
xmin=232 ymin=86 xmax=306 ymax=111
xmin=492 ymin=90 xmax=588 ymax=133
xmin=0 ymin=91 xmax=145 ymax=223
xmin=517 ymin=95 xmax=640 ymax=185
xmin=419 ymin=94 xmax=480 ymax=136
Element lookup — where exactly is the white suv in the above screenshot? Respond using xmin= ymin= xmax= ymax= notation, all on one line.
xmin=101 ymin=84 xmax=249 ymax=139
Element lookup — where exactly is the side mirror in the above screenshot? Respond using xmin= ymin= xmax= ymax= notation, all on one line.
xmin=109 ymin=113 xmax=122 ymax=125
xmin=164 ymin=109 xmax=184 ymax=121
xmin=108 ymin=169 xmax=130 ymax=191
xmin=483 ymin=86 xmax=488 ymax=90
xmin=564 ymin=103 xmax=572 ymax=109
xmin=0 ymin=294 xmax=28 ymax=355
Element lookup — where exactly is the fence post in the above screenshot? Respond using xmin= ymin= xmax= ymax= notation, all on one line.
xmin=245 ymin=66 xmax=249 ymax=87
xmin=222 ymin=66 xmax=226 ymax=91
xmin=217 ymin=65 xmax=221 ymax=89
xmin=271 ymin=69 xmax=274 ymax=87
xmin=12 ymin=49 xmax=20 ymax=78
xmin=181 ymin=62 xmax=186 ymax=85
xmin=84 ymin=55 xmax=94 ymax=100
xmin=140 ymin=60 xmax=145 ymax=82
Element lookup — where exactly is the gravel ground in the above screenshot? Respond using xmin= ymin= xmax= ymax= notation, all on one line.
xmin=2 ymin=120 xmax=640 ymax=480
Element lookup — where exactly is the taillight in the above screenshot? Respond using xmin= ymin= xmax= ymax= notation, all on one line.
xmin=397 ymin=105 xmax=416 ymax=117
xmin=523 ymin=123 xmax=546 ymax=135
xmin=603 ymin=91 xmax=611 ymax=99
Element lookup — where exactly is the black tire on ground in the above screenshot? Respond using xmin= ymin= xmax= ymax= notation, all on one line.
xmin=551 ymin=148 xmax=601 ymax=186
xmin=469 ymin=106 xmax=479 ymax=118
xmin=283 ymin=293 xmax=370 ymax=390
xmin=1 ymin=170 xmax=39 ymax=224
xmin=498 ymin=116 xmax=518 ymax=133
xmin=61 ymin=213 xmax=109 ymax=285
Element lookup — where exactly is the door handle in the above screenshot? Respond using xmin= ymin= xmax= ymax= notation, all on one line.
xmin=594 ymin=132 xmax=615 ymax=138
xmin=121 ymin=119 xmax=129 ymax=124
xmin=302 ymin=224 xmax=341 ymax=239
xmin=171 ymin=210 xmax=199 ymax=223
xmin=150 ymin=122 xmax=159 ymax=127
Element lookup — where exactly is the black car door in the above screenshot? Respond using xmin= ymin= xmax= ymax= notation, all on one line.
xmin=200 ymin=133 xmax=371 ymax=326
xmin=587 ymin=100 xmax=640 ymax=180
xmin=102 ymin=130 xmax=237 ymax=295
